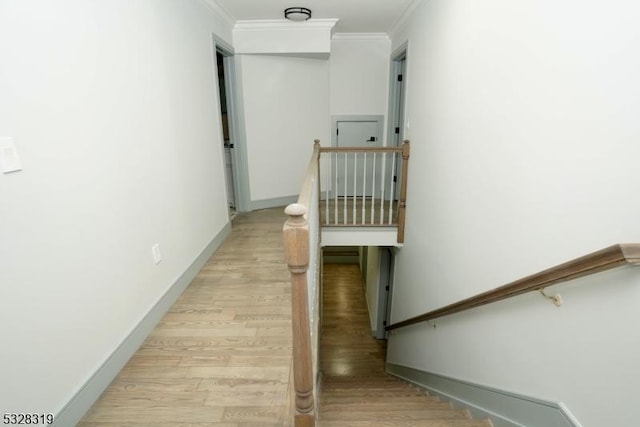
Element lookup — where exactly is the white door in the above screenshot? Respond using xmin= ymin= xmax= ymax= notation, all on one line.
xmin=335 ymin=120 xmax=382 ymax=197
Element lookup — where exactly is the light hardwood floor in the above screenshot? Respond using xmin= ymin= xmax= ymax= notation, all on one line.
xmin=79 ymin=208 xmax=490 ymax=427
xmin=78 ymin=207 xmax=294 ymax=427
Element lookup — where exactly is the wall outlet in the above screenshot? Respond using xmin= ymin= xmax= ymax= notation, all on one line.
xmin=152 ymin=243 xmax=162 ymax=265
xmin=0 ymin=137 xmax=23 ymax=174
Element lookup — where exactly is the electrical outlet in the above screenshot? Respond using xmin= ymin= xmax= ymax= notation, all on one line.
xmin=152 ymin=243 xmax=163 ymax=265
xmin=0 ymin=137 xmax=23 ymax=174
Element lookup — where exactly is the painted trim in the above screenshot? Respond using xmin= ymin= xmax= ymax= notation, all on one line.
xmin=385 ymin=363 xmax=583 ymax=427
xmin=322 ymin=227 xmax=401 ymax=247
xmin=389 ymin=0 xmax=424 ymax=38
xmin=200 ymin=0 xmax=236 ymax=28
xmin=53 ymin=223 xmax=232 ymax=427
xmin=229 ymin=55 xmax=252 ymax=212
xmin=332 ymin=33 xmax=390 ymax=41
xmin=234 ymin=19 xmax=339 ymax=32
xmin=250 ymin=195 xmax=298 ymax=211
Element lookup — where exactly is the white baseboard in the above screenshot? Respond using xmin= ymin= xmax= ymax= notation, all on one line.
xmin=53 ymin=223 xmax=232 ymax=426
xmin=386 ymin=363 xmax=583 ymax=427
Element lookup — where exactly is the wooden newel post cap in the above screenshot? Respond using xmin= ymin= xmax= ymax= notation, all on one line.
xmin=285 ymin=203 xmax=307 ymax=218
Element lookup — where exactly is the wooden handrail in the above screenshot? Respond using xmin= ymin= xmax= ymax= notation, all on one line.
xmin=320 ymin=146 xmax=405 ymax=153
xmin=386 ymin=243 xmax=640 ymax=331
xmin=298 ymin=140 xmax=321 ymax=207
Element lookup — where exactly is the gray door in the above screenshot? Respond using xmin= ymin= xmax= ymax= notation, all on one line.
xmin=334 ymin=118 xmax=383 ymax=197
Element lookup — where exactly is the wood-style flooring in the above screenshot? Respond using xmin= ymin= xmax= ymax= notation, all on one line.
xmin=318 ymin=264 xmax=492 ymax=427
xmin=79 ymin=207 xmax=491 ymax=427
xmin=78 ymin=207 xmax=294 ymax=427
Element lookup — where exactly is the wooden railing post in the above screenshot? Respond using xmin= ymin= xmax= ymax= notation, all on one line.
xmin=283 ymin=203 xmax=315 ymax=427
xmin=397 ymin=140 xmax=410 ymax=243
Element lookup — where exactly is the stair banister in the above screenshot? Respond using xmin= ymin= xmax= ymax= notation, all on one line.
xmin=386 ymin=243 xmax=640 ymax=331
xmin=283 ymin=140 xmax=321 ymax=427
xmin=318 ymin=140 xmax=410 ymax=243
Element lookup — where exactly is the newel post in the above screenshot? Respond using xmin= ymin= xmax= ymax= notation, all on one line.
xmin=397 ymin=140 xmax=410 ymax=243
xmin=283 ymin=203 xmax=315 ymax=427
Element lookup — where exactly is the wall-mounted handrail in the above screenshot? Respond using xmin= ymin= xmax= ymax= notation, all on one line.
xmin=386 ymin=243 xmax=640 ymax=331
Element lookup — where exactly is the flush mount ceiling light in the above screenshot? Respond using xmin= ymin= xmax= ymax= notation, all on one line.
xmin=284 ymin=7 xmax=312 ymax=22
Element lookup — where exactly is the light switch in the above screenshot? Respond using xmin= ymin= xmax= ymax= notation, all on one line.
xmin=152 ymin=243 xmax=163 ymax=265
xmin=0 ymin=137 xmax=23 ymax=174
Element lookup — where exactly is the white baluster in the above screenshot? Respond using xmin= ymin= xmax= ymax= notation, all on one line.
xmin=370 ymin=152 xmax=376 ymax=224
xmin=362 ymin=152 xmax=367 ymax=224
xmin=353 ymin=152 xmax=357 ymax=224
xmin=343 ymin=152 xmax=347 ymax=225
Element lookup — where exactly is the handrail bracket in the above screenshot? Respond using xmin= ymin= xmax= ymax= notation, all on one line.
xmin=539 ymin=288 xmax=563 ymax=307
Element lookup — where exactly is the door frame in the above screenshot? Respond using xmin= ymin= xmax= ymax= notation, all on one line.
xmin=213 ymin=36 xmax=251 ymax=213
xmin=376 ymin=247 xmax=396 ymax=340
xmin=387 ymin=44 xmax=408 ymax=200
xmin=387 ymin=44 xmax=408 ymax=149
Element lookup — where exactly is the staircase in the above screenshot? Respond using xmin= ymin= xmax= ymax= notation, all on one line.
xmin=323 ymin=246 xmax=360 ymax=264
xmin=319 ymin=375 xmax=492 ymax=426
xmin=319 ymin=263 xmax=492 ymax=427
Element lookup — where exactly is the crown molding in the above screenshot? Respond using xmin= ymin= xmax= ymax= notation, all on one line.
xmin=199 ymin=0 xmax=236 ymax=28
xmin=234 ymin=19 xmax=339 ymax=32
xmin=332 ymin=33 xmax=390 ymax=42
xmin=390 ymin=0 xmax=424 ymax=37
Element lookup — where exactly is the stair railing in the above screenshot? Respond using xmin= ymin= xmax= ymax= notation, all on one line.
xmin=386 ymin=243 xmax=640 ymax=331
xmin=283 ymin=140 xmax=322 ymax=427
xmin=283 ymin=139 xmax=411 ymax=426
xmin=319 ymin=140 xmax=410 ymax=243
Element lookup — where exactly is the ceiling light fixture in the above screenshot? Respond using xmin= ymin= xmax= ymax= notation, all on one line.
xmin=284 ymin=7 xmax=312 ymax=22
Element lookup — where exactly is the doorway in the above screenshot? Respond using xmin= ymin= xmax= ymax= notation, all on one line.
xmin=216 ymin=51 xmax=236 ymax=214
xmin=388 ymin=47 xmax=407 ymax=200
xmin=214 ymin=41 xmax=250 ymax=215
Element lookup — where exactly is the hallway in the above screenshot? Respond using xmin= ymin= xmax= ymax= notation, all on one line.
xmin=79 ymin=207 xmax=294 ymax=426
xmin=78 ymin=207 xmax=490 ymax=426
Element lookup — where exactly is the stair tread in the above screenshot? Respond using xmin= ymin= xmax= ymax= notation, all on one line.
xmin=320 ymin=401 xmax=453 ymax=412
xmin=319 ymin=408 xmax=471 ymax=421
xmin=320 ymin=390 xmax=439 ymax=403
xmin=318 ymin=420 xmax=492 ymax=427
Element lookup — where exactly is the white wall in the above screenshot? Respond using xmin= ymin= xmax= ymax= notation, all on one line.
xmin=0 ymin=0 xmax=231 ymax=415
xmin=329 ymin=35 xmax=391 ymax=135
xmin=239 ymin=54 xmax=329 ymax=203
xmin=388 ymin=1 xmax=640 ymax=426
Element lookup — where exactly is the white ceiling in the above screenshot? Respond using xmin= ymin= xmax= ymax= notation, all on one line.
xmin=213 ymin=0 xmax=417 ymax=34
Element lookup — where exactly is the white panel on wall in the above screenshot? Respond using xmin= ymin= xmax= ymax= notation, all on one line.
xmin=387 ymin=1 xmax=640 ymax=426
xmin=330 ymin=35 xmax=391 ymax=119
xmin=239 ymin=54 xmax=330 ymax=202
